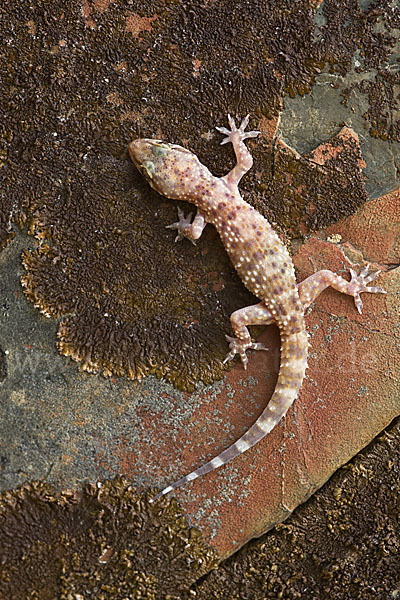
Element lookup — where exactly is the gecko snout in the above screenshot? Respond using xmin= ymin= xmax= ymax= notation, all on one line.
xmin=129 ymin=139 xmax=149 ymax=167
xmin=129 ymin=138 xmax=168 ymax=182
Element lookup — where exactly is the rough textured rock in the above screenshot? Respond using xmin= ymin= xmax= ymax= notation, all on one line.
xmin=147 ymin=191 xmax=399 ymax=559
xmin=189 ymin=416 xmax=400 ymax=599
xmin=0 ymin=477 xmax=219 ymax=599
xmin=0 ymin=0 xmax=399 ymax=596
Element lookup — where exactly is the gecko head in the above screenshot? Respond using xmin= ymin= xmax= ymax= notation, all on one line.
xmin=129 ymin=138 xmax=201 ymax=199
xmin=129 ymin=139 xmax=166 ymax=186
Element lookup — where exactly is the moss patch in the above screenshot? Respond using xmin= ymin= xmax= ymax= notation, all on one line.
xmin=189 ymin=417 xmax=400 ymax=599
xmin=0 ymin=476 xmax=219 ymax=599
xmin=0 ymin=345 xmax=7 ymax=382
xmin=251 ymin=127 xmax=368 ymax=238
xmin=1 ymin=0 xmax=399 ymax=389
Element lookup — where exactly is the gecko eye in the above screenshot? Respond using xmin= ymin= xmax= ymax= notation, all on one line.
xmin=141 ymin=160 xmax=155 ymax=177
xmin=132 ymin=159 xmax=155 ymax=182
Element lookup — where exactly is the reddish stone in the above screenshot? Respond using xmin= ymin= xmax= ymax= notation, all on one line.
xmin=128 ymin=191 xmax=399 ymax=560
xmin=324 ymin=189 xmax=400 ymax=265
xmin=309 ymin=126 xmax=366 ymax=171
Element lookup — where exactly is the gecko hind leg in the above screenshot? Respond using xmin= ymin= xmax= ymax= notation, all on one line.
xmin=298 ymin=264 xmax=386 ymax=314
xmin=223 ymin=302 xmax=273 ymax=369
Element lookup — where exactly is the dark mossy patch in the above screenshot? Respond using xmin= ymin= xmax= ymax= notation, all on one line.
xmin=334 ymin=3 xmax=400 ymax=142
xmin=342 ymin=69 xmax=400 ymax=142
xmin=0 ymin=476 xmax=219 ymax=599
xmin=189 ymin=417 xmax=400 ymax=600
xmin=1 ymin=0 xmax=399 ymax=389
xmin=21 ymin=179 xmax=254 ymax=390
xmin=249 ymin=127 xmax=368 ymax=238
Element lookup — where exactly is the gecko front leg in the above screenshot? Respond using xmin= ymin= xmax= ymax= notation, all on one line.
xmin=166 ymin=207 xmax=207 ymax=243
xmin=216 ymin=114 xmax=260 ymax=187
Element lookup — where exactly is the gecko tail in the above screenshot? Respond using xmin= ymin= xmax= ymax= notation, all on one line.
xmin=149 ymin=329 xmax=308 ymax=504
xmin=149 ymin=465 xmax=212 ymax=503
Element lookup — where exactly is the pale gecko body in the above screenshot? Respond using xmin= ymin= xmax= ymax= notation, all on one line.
xmin=129 ymin=115 xmax=385 ymax=503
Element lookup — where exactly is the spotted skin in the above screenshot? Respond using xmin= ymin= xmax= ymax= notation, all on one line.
xmin=129 ymin=115 xmax=386 ymax=503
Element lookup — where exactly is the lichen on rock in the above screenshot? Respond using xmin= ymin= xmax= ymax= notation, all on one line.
xmin=0 ymin=476 xmax=219 ymax=599
xmin=1 ymin=0 xmax=398 ymax=389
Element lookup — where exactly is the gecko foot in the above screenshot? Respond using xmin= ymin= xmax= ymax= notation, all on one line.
xmin=223 ymin=335 xmax=268 ymax=370
xmin=216 ymin=114 xmax=260 ymax=146
xmin=348 ymin=264 xmax=386 ymax=314
xmin=166 ymin=207 xmax=196 ymax=244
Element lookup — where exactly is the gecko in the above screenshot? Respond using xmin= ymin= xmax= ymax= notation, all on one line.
xmin=129 ymin=115 xmax=385 ymax=503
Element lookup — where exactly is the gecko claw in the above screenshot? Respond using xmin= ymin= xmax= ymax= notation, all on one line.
xmin=239 ymin=114 xmax=250 ymax=130
xmin=223 ymin=335 xmax=268 ymax=369
xmin=166 ymin=208 xmax=197 ymax=244
xmin=349 ymin=264 xmax=386 ymax=314
xmin=216 ymin=115 xmax=260 ymax=146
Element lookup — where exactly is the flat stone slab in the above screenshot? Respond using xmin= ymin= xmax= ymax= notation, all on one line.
xmin=1 ymin=1 xmax=400 ymax=592
xmin=145 ymin=190 xmax=399 ymax=558
xmin=0 ymin=195 xmax=398 ymax=563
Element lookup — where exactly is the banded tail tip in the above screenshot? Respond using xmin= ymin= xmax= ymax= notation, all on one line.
xmin=149 ymin=485 xmax=174 ymax=503
xmin=149 ymin=470 xmax=201 ymax=503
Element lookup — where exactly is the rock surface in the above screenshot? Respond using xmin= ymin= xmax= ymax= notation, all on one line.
xmin=151 ymin=191 xmax=399 ymax=558
xmin=1 ymin=0 xmax=400 ymax=593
